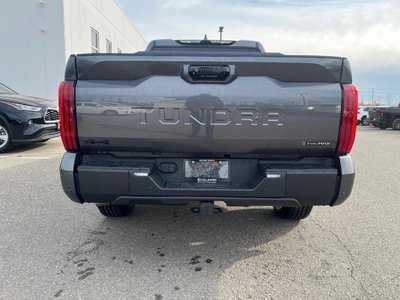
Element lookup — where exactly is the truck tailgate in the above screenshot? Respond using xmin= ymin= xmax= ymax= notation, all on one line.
xmin=72 ymin=54 xmax=347 ymax=155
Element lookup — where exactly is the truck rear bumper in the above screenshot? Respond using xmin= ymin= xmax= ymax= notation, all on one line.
xmin=374 ymin=118 xmax=389 ymax=128
xmin=60 ymin=153 xmax=355 ymax=207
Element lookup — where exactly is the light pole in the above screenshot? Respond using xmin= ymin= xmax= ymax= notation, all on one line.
xmin=219 ymin=26 xmax=224 ymax=41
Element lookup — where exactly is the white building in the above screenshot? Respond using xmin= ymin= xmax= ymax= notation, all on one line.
xmin=0 ymin=0 xmax=147 ymax=100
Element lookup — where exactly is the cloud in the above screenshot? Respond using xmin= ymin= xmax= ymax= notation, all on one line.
xmin=254 ymin=0 xmax=372 ymax=6
xmin=120 ymin=0 xmax=400 ymax=70
xmin=219 ymin=1 xmax=400 ymax=70
xmin=158 ymin=0 xmax=203 ymax=8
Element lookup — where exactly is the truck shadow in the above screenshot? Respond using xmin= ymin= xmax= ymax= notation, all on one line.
xmin=64 ymin=205 xmax=299 ymax=297
xmin=101 ymin=205 xmax=298 ymax=258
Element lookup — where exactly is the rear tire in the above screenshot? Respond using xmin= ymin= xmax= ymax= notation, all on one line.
xmin=97 ymin=204 xmax=134 ymax=217
xmin=0 ymin=121 xmax=13 ymax=154
xmin=273 ymin=206 xmax=313 ymax=220
xmin=392 ymin=118 xmax=400 ymax=130
xmin=361 ymin=116 xmax=369 ymax=126
xmin=103 ymin=110 xmax=118 ymax=116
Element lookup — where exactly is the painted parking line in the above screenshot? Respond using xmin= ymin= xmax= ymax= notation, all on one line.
xmin=0 ymin=156 xmax=54 ymax=159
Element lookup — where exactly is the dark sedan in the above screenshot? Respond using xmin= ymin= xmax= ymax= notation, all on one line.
xmin=0 ymin=82 xmax=59 ymax=153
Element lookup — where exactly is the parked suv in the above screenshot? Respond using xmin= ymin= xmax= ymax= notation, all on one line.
xmin=0 ymin=82 xmax=59 ymax=153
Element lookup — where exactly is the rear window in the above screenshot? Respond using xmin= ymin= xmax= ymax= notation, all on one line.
xmin=149 ymin=46 xmax=262 ymax=53
xmin=147 ymin=39 xmax=265 ymax=53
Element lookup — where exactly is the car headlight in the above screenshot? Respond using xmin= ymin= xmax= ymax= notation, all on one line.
xmin=0 ymin=101 xmax=42 ymax=112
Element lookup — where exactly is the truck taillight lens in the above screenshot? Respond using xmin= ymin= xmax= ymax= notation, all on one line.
xmin=337 ymin=84 xmax=358 ymax=155
xmin=58 ymin=81 xmax=78 ymax=151
xmin=380 ymin=109 xmax=387 ymax=117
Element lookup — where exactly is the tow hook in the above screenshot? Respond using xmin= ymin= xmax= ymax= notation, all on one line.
xmin=191 ymin=202 xmax=221 ymax=216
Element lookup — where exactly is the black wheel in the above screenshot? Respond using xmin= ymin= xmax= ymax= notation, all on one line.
xmin=392 ymin=118 xmax=400 ymax=130
xmin=103 ymin=110 xmax=118 ymax=116
xmin=273 ymin=206 xmax=313 ymax=220
xmin=373 ymin=123 xmax=378 ymax=127
xmin=361 ymin=116 xmax=369 ymax=126
xmin=0 ymin=121 xmax=13 ymax=153
xmin=97 ymin=204 xmax=134 ymax=217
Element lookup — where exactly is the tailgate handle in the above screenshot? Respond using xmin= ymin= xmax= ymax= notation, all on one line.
xmin=183 ymin=65 xmax=236 ymax=83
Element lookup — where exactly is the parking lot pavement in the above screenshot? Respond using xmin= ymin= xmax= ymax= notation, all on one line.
xmin=0 ymin=127 xmax=399 ymax=300
xmin=0 ymin=137 xmax=64 ymax=170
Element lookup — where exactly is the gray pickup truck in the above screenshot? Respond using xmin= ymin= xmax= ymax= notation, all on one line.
xmin=59 ymin=39 xmax=358 ymax=220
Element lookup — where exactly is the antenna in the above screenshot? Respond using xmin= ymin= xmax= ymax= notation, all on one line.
xmin=219 ymin=26 xmax=224 ymax=41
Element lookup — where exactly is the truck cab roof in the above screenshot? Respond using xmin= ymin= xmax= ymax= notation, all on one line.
xmin=145 ymin=39 xmax=266 ymax=53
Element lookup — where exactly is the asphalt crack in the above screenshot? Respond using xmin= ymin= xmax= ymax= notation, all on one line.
xmin=54 ymin=289 xmax=63 ymax=297
xmin=310 ymin=218 xmax=372 ymax=299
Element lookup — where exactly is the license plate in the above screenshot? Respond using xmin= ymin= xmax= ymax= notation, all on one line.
xmin=185 ymin=159 xmax=229 ymax=183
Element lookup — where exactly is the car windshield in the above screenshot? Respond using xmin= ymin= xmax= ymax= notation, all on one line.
xmin=0 ymin=83 xmax=17 ymax=95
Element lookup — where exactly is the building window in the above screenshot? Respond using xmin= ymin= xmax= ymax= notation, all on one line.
xmin=117 ymin=48 xmax=122 ymax=53
xmin=91 ymin=28 xmax=99 ymax=53
xmin=106 ymin=39 xmax=112 ymax=53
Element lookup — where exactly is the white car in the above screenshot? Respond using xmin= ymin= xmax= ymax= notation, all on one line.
xmin=76 ymin=102 xmax=132 ymax=115
xmin=357 ymin=106 xmax=370 ymax=126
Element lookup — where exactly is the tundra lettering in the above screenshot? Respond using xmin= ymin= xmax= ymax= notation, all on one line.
xmin=131 ymin=107 xmax=285 ymax=126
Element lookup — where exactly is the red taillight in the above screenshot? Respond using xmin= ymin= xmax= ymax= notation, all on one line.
xmin=58 ymin=81 xmax=78 ymax=151
xmin=380 ymin=109 xmax=387 ymax=117
xmin=337 ymin=84 xmax=358 ymax=155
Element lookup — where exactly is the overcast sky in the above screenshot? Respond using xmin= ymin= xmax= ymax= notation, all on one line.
xmin=118 ymin=0 xmax=400 ymax=104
